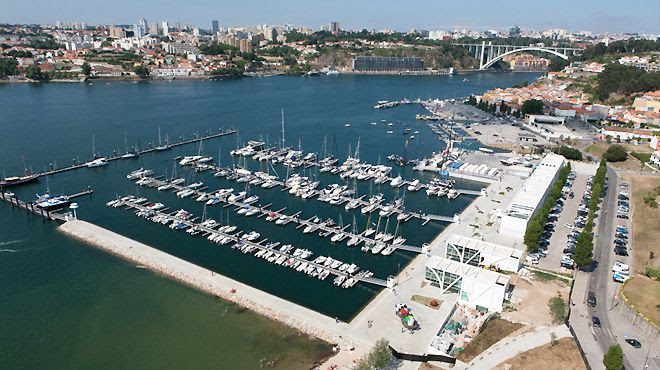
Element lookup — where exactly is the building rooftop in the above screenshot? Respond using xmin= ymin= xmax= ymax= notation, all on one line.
xmin=427 ymin=256 xmax=510 ymax=286
xmin=446 ymin=235 xmax=523 ymax=259
xmin=504 ymin=153 xmax=565 ymax=221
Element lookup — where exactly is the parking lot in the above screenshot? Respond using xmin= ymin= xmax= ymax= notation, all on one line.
xmin=610 ymin=181 xmax=632 ymax=280
xmin=533 ymin=162 xmax=597 ymax=273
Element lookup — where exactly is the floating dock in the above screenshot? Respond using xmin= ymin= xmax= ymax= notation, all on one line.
xmin=0 ymin=188 xmax=94 ymax=221
xmin=31 ymin=128 xmax=237 ymax=178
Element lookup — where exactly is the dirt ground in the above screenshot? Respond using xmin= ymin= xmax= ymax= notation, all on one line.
xmin=585 ymin=143 xmax=654 ymax=171
xmin=622 ymin=275 xmax=660 ymax=327
xmin=457 ymin=319 xmax=525 ymax=363
xmin=621 ymin=174 xmax=660 ymax=273
xmin=501 ymin=274 xmax=571 ymax=326
xmin=494 ymin=337 xmax=586 ymax=370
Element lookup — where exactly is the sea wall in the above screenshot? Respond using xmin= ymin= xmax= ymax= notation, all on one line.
xmin=58 ymin=220 xmax=363 ymax=346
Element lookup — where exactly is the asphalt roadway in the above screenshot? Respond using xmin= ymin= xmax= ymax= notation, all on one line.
xmin=576 ymin=167 xmax=659 ymax=370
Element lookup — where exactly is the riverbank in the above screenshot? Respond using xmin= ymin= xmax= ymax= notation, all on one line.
xmin=58 ymin=219 xmax=370 ymax=347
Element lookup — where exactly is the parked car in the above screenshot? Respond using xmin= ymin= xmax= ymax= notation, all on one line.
xmin=561 ymin=259 xmax=575 ymax=269
xmin=587 ymin=292 xmax=597 ymax=307
xmin=592 ymin=316 xmax=601 ymax=327
xmin=614 ymin=239 xmax=628 ymax=247
xmin=612 ymin=261 xmax=630 ymax=274
xmin=625 ymin=339 xmax=641 ymax=348
xmin=613 ymin=272 xmax=629 ymax=283
xmin=614 ymin=248 xmax=629 ymax=256
xmin=616 ymin=214 xmax=629 ymax=219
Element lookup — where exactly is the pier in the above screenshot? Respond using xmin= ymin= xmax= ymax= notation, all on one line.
xmin=131 ymin=174 xmax=426 ymax=255
xmin=0 ymin=188 xmax=93 ymax=221
xmin=117 ymin=197 xmax=388 ymax=288
xmin=202 ymin=164 xmax=464 ymax=225
xmin=32 ymin=128 xmax=236 ymax=178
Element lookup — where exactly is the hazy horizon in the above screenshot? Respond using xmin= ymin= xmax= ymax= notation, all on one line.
xmin=2 ymin=0 xmax=659 ymax=34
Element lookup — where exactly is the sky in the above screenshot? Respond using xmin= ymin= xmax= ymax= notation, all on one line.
xmin=2 ymin=0 xmax=659 ymax=34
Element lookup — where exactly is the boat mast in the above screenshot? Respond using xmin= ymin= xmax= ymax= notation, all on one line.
xmin=281 ymin=109 xmax=285 ymax=149
xmin=91 ymin=134 xmax=96 ymax=159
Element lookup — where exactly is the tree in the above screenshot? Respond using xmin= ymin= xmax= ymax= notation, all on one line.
xmin=604 ymin=145 xmax=628 ymax=162
xmin=81 ymin=62 xmax=91 ymax=77
xmin=0 ymin=57 xmax=19 ymax=78
xmin=25 ymin=64 xmax=44 ymax=80
xmin=355 ymin=339 xmax=392 ymax=370
xmin=603 ymin=344 xmax=623 ymax=370
xmin=521 ymin=99 xmax=544 ymax=115
xmin=133 ymin=65 xmax=149 ymax=78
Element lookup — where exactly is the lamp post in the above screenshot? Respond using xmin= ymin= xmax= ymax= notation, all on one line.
xmin=69 ymin=203 xmax=79 ymax=220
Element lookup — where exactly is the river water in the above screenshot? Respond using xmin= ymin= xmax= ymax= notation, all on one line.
xmin=0 ymin=72 xmax=540 ymax=369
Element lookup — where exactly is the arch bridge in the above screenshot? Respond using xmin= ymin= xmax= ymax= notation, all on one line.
xmin=453 ymin=41 xmax=583 ymax=70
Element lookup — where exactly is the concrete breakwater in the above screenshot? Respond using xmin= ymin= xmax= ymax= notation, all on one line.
xmin=58 ymin=220 xmax=367 ymax=346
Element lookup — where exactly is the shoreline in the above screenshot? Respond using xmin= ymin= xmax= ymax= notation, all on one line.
xmin=0 ymin=70 xmax=544 ymax=84
xmin=58 ymin=219 xmax=375 ymax=347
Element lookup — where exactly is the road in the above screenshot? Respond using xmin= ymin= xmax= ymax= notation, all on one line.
xmin=583 ymin=167 xmax=659 ymax=370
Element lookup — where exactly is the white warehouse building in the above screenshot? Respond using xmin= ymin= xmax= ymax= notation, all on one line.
xmin=425 ymin=256 xmax=510 ymax=313
xmin=444 ymin=235 xmax=522 ymax=273
xmin=500 ymin=153 xmax=566 ymax=240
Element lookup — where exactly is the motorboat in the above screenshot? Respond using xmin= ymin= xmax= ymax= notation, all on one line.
xmin=86 ymin=158 xmax=108 ymax=168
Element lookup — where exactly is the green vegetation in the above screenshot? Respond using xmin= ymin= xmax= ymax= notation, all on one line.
xmin=198 ymin=42 xmax=239 ymax=55
xmin=355 ymin=339 xmax=392 ymax=370
xmin=133 ymin=65 xmax=149 ymax=78
xmin=552 ymin=146 xmax=583 ymax=161
xmin=604 ymin=144 xmax=628 ymax=162
xmin=3 ymin=49 xmax=32 ymax=58
xmin=85 ymin=50 xmax=141 ymax=66
xmin=596 ymin=63 xmax=660 ymax=101
xmin=580 ymin=39 xmax=660 ymax=62
xmin=260 ymin=45 xmax=300 ymax=58
xmin=0 ymin=57 xmax=19 ymax=78
xmin=549 ymin=297 xmax=567 ymax=324
xmin=210 ymin=66 xmax=244 ymax=77
xmin=603 ymin=344 xmax=624 ymax=370
xmin=24 ymin=64 xmax=44 ymax=80
xmin=81 ymin=62 xmax=91 ymax=77
xmin=643 ymin=186 xmax=660 ymax=209
xmin=573 ymin=159 xmax=607 ymax=268
xmin=548 ymin=57 xmax=569 ymax=72
xmin=631 ymin=151 xmax=651 ymax=164
xmin=521 ymin=99 xmax=544 ymax=115
xmin=24 ymin=36 xmax=62 ymax=50
xmin=645 ymin=265 xmax=660 ymax=279
xmin=457 ymin=318 xmax=523 ymax=362
xmin=524 ymin=163 xmax=572 ymax=250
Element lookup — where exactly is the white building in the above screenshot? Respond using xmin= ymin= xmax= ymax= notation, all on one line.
xmin=650 ymin=151 xmax=660 ymax=168
xmin=528 ymin=115 xmax=566 ymax=125
xmin=153 ymin=68 xmax=192 ymax=77
xmin=425 ymin=256 xmax=510 ymax=312
xmin=444 ymin=235 xmax=522 ymax=273
xmin=500 ymin=153 xmax=566 ymax=239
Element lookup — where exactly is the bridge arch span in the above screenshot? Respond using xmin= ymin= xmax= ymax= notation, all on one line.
xmin=481 ymin=47 xmax=569 ymax=69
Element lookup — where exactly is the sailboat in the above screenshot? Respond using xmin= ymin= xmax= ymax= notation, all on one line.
xmin=86 ymin=134 xmax=108 ymax=167
xmin=155 ymin=127 xmax=170 ymax=151
xmin=121 ymin=133 xmax=138 ymax=159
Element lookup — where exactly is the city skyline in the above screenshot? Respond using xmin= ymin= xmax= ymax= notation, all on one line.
xmin=2 ymin=0 xmax=659 ymax=34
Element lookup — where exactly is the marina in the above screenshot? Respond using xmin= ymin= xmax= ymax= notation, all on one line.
xmin=125 ymin=169 xmax=431 ymax=254
xmin=109 ymin=195 xmax=387 ymax=288
xmin=0 ymin=73 xmax=544 ymax=368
